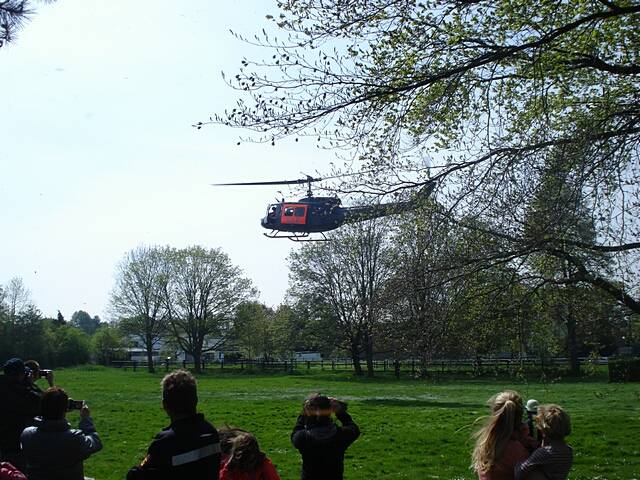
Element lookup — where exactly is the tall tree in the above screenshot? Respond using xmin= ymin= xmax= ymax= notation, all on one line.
xmin=385 ymin=206 xmax=461 ymax=373
xmin=289 ymin=220 xmax=394 ymax=376
xmin=91 ymin=325 xmax=125 ymax=365
xmin=233 ymin=301 xmax=275 ymax=360
xmin=163 ymin=246 xmax=256 ymax=373
xmin=213 ymin=0 xmax=640 ymax=314
xmin=3 ymin=277 xmax=32 ymax=321
xmin=70 ymin=310 xmax=101 ymax=336
xmin=110 ymin=246 xmax=169 ymax=373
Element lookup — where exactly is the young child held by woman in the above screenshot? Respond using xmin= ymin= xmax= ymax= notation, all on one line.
xmin=514 ymin=404 xmax=573 ymax=480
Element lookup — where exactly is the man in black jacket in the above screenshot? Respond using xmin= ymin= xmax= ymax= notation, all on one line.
xmin=0 ymin=357 xmax=42 ymax=471
xmin=127 ymin=369 xmax=221 ymax=480
xmin=291 ymin=394 xmax=360 ymax=480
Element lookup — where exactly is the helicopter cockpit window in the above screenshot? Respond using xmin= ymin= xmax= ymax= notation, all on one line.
xmin=284 ymin=207 xmax=295 ymax=216
xmin=268 ymin=205 xmax=277 ymax=217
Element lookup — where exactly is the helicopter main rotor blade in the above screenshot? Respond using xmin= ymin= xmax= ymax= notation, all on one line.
xmin=211 ymin=177 xmax=320 ymax=187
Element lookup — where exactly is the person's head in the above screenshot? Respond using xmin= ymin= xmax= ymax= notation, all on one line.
xmin=24 ymin=359 xmax=41 ymax=380
xmin=161 ymin=369 xmax=198 ymax=418
xmin=472 ymin=390 xmax=524 ymax=474
xmin=3 ymin=357 xmax=26 ymax=382
xmin=303 ymin=394 xmax=333 ymax=424
xmin=226 ymin=432 xmax=265 ymax=473
xmin=536 ymin=404 xmax=571 ymax=441
xmin=218 ymin=426 xmax=250 ymax=456
xmin=41 ymin=386 xmax=69 ymax=420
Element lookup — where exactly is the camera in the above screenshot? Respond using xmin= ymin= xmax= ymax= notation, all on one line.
xmin=40 ymin=369 xmax=53 ymax=376
xmin=67 ymin=399 xmax=84 ymax=410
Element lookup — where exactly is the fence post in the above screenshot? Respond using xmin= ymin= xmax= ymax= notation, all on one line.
xmin=241 ymin=360 xmax=244 ymax=370
xmin=306 ymin=361 xmax=311 ymax=371
xmin=394 ymin=360 xmax=400 ymax=379
xmin=133 ymin=361 xmax=137 ymax=372
xmin=411 ymin=359 xmax=415 ymax=376
xmin=220 ymin=359 xmax=224 ymax=370
xmin=321 ymin=360 xmax=324 ymax=370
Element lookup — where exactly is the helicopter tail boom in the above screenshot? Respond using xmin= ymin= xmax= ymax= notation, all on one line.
xmin=342 ymin=181 xmax=435 ymax=224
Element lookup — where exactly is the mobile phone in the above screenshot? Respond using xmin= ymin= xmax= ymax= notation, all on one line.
xmin=68 ymin=399 xmax=84 ymax=410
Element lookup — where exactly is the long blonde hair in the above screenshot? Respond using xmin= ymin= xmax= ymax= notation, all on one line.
xmin=471 ymin=390 xmax=524 ymax=474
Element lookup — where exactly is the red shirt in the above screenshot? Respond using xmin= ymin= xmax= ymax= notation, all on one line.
xmin=219 ymin=457 xmax=280 ymax=480
xmin=477 ymin=434 xmax=531 ymax=480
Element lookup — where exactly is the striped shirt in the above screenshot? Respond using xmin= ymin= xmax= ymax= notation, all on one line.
xmin=514 ymin=441 xmax=573 ymax=480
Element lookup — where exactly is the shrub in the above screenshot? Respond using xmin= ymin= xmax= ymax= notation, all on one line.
xmin=608 ymin=357 xmax=640 ymax=382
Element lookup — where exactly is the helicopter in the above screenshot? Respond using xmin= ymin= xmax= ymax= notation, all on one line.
xmin=213 ymin=175 xmax=436 ymax=241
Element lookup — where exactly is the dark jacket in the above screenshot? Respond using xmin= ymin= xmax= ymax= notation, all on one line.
xmin=127 ymin=413 xmax=221 ymax=480
xmin=0 ymin=375 xmax=42 ymax=468
xmin=20 ymin=416 xmax=102 ymax=480
xmin=291 ymin=412 xmax=360 ymax=480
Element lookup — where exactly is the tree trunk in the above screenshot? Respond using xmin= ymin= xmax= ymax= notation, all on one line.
xmin=192 ymin=351 xmax=202 ymax=374
xmin=365 ymin=337 xmax=375 ymax=378
xmin=350 ymin=342 xmax=363 ymax=376
xmin=146 ymin=335 xmax=155 ymax=373
xmin=566 ymin=308 xmax=580 ymax=376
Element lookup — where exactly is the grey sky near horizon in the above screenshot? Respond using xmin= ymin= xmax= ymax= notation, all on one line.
xmin=0 ymin=0 xmax=332 ymax=320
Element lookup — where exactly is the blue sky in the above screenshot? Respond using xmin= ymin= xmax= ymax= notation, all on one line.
xmin=0 ymin=0 xmax=330 ymax=319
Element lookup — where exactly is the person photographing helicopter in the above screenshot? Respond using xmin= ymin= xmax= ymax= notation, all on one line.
xmin=291 ymin=394 xmax=360 ymax=480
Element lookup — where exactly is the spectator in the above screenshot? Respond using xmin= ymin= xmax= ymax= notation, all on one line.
xmin=219 ymin=432 xmax=280 ymax=480
xmin=0 ymin=358 xmax=42 ymax=470
xmin=218 ymin=426 xmax=249 ymax=466
xmin=23 ymin=360 xmax=55 ymax=394
xmin=127 ymin=369 xmax=221 ymax=480
xmin=291 ymin=394 xmax=360 ymax=480
xmin=20 ymin=386 xmax=102 ymax=480
xmin=472 ymin=390 xmax=535 ymax=480
xmin=515 ymin=404 xmax=573 ymax=480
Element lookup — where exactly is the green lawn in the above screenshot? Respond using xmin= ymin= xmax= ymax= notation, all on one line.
xmin=51 ymin=367 xmax=639 ymax=480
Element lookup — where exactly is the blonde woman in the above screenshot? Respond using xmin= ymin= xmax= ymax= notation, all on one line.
xmin=472 ymin=391 xmax=535 ymax=480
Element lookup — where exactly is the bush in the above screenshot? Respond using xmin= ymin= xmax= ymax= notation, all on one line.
xmin=608 ymin=357 xmax=640 ymax=382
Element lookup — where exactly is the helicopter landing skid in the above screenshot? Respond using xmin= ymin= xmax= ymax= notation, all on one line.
xmin=263 ymin=231 xmax=329 ymax=242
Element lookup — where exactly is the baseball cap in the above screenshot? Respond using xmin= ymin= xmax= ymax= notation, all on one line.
xmin=3 ymin=357 xmax=26 ymax=376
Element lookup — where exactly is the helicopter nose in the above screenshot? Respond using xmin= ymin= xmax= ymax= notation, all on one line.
xmin=261 ymin=216 xmax=270 ymax=229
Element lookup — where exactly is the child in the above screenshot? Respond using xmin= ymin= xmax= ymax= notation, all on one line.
xmin=219 ymin=432 xmax=280 ymax=480
xmin=218 ymin=426 xmax=250 ymax=466
xmin=472 ymin=390 xmax=535 ymax=480
xmin=514 ymin=404 xmax=573 ymax=480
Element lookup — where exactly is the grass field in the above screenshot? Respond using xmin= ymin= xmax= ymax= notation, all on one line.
xmin=51 ymin=367 xmax=639 ymax=480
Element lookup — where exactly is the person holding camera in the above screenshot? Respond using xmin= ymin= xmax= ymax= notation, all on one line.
xmin=20 ymin=386 xmax=102 ymax=480
xmin=291 ymin=394 xmax=360 ymax=480
xmin=0 ymin=358 xmax=43 ymax=471
xmin=23 ymin=360 xmax=55 ymax=394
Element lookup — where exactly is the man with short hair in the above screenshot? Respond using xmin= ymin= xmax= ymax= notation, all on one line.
xmin=20 ymin=386 xmax=102 ymax=480
xmin=127 ymin=369 xmax=221 ymax=480
xmin=0 ymin=358 xmax=42 ymax=470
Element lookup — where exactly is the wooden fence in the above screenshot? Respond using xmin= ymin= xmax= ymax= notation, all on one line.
xmin=109 ymin=356 xmax=608 ymax=377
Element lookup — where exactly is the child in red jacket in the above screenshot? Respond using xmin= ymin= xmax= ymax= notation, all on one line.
xmin=219 ymin=432 xmax=280 ymax=480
